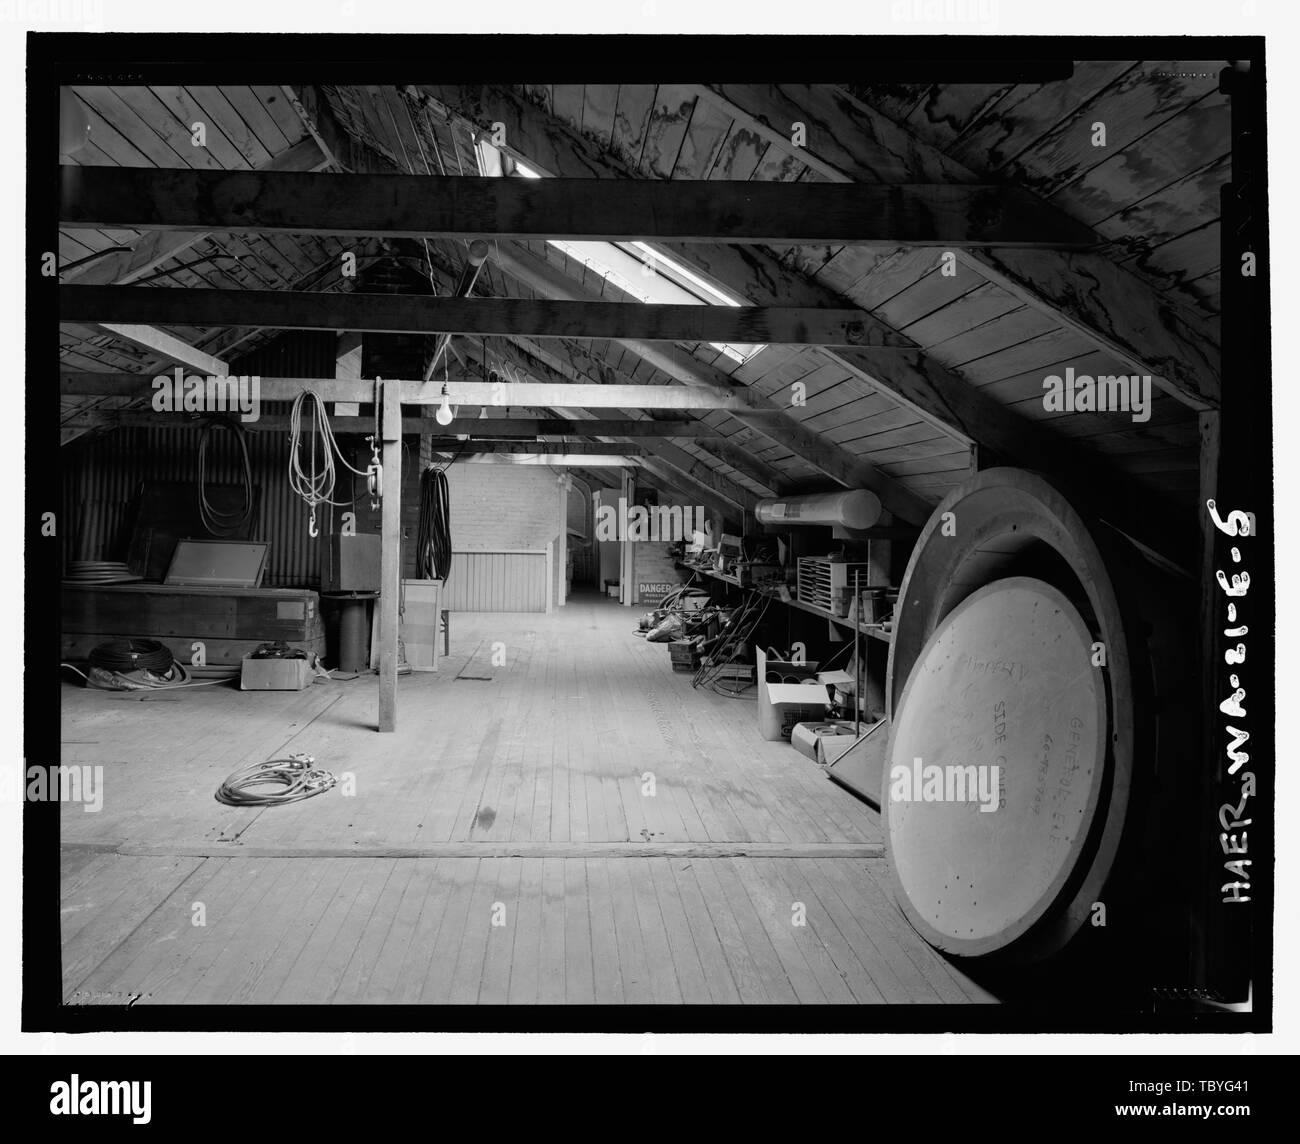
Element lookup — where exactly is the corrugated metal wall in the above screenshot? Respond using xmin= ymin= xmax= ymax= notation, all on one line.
xmin=60 ymin=332 xmax=339 ymax=588
xmin=60 ymin=424 xmax=319 ymax=587
xmin=440 ymin=550 xmax=549 ymax=612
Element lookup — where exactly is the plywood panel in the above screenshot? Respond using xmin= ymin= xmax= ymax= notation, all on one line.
xmin=110 ymin=86 xmax=225 ymax=169
xmin=1000 ymin=61 xmax=1221 ymax=198
xmin=609 ymin=84 xmax=657 ymax=171
xmin=580 ymin=84 xmax=619 ymax=150
xmin=639 ymin=84 xmax=697 ymax=180
xmin=550 ymin=84 xmax=585 ymax=132
xmin=936 ymin=62 xmax=1135 ymax=171
xmin=710 ymin=124 xmax=769 ymax=181
xmin=148 ymin=86 xmax=251 ymax=169
xmin=673 ymin=97 xmax=733 ymax=180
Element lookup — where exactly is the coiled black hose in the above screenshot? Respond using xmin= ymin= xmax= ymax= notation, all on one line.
xmin=198 ymin=418 xmax=255 ymax=536
xmin=416 ymin=466 xmax=453 ymax=581
xmin=89 ymin=638 xmax=175 ymax=674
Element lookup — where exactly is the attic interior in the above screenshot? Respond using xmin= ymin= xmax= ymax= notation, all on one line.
xmin=52 ymin=69 xmax=1244 ymax=1012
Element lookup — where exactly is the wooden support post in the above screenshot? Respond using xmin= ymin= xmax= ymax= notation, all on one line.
xmin=545 ymin=540 xmax=554 ymax=616
xmin=557 ymin=475 xmax=570 ymax=609
xmin=620 ymin=469 xmax=635 ymax=608
xmin=378 ymin=377 xmax=403 ymax=733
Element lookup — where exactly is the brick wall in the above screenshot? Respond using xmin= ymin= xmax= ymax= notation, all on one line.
xmin=444 ymin=464 xmax=559 ymax=550
xmin=443 ymin=463 xmax=564 ymax=606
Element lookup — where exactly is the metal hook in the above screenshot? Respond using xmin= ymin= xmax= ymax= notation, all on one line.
xmin=308 ymin=512 xmax=319 ymax=539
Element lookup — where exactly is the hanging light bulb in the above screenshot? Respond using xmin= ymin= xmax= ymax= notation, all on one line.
xmin=435 ymin=384 xmax=455 ymax=426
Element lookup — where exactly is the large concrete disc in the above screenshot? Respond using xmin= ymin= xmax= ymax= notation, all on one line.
xmin=883 ymin=577 xmax=1107 ymax=958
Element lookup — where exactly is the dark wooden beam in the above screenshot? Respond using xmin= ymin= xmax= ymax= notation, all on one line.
xmin=58 ymin=165 xmax=1098 ymax=247
xmin=61 ymin=137 xmax=330 ymax=287
xmin=61 ymin=285 xmax=892 ymax=347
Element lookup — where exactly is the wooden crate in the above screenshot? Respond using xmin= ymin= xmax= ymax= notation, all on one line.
xmin=61 ymin=583 xmax=325 ymax=667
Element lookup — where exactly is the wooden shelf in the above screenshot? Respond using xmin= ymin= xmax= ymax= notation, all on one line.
xmin=676 ymin=561 xmax=892 ymax=643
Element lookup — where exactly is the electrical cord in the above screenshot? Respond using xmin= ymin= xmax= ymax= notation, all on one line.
xmin=198 ymin=418 xmax=255 ymax=537
xmin=214 ymin=753 xmax=337 ymax=807
xmin=61 ymin=662 xmax=237 ymax=689
xmin=61 ymin=639 xmax=237 ymax=690
xmin=416 ymin=465 xmax=453 ymax=581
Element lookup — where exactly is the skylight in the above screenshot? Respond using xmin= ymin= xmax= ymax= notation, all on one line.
xmin=478 ymin=145 xmax=764 ymax=366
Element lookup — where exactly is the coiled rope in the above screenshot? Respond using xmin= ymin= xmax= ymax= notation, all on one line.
xmin=198 ymin=418 xmax=255 ymax=536
xmin=214 ymin=753 xmax=337 ymax=807
xmin=288 ymin=391 xmax=373 ymax=534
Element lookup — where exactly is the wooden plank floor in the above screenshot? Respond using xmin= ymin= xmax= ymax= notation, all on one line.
xmin=58 ymin=592 xmax=995 ymax=1005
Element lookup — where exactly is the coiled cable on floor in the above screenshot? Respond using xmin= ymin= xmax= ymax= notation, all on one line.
xmin=198 ymin=418 xmax=255 ymax=536
xmin=415 ymin=465 xmax=453 ymax=581
xmin=214 ymin=753 xmax=337 ymax=807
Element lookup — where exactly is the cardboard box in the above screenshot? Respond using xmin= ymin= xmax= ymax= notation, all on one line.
xmin=240 ymin=655 xmax=314 ymax=691
xmin=791 ymin=719 xmax=862 ymax=763
xmin=756 ymin=646 xmax=828 ymax=741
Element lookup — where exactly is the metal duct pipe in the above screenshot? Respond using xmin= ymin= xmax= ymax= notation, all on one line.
xmin=426 ymin=239 xmax=491 ymax=380
xmin=754 ymin=489 xmax=883 ymax=530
